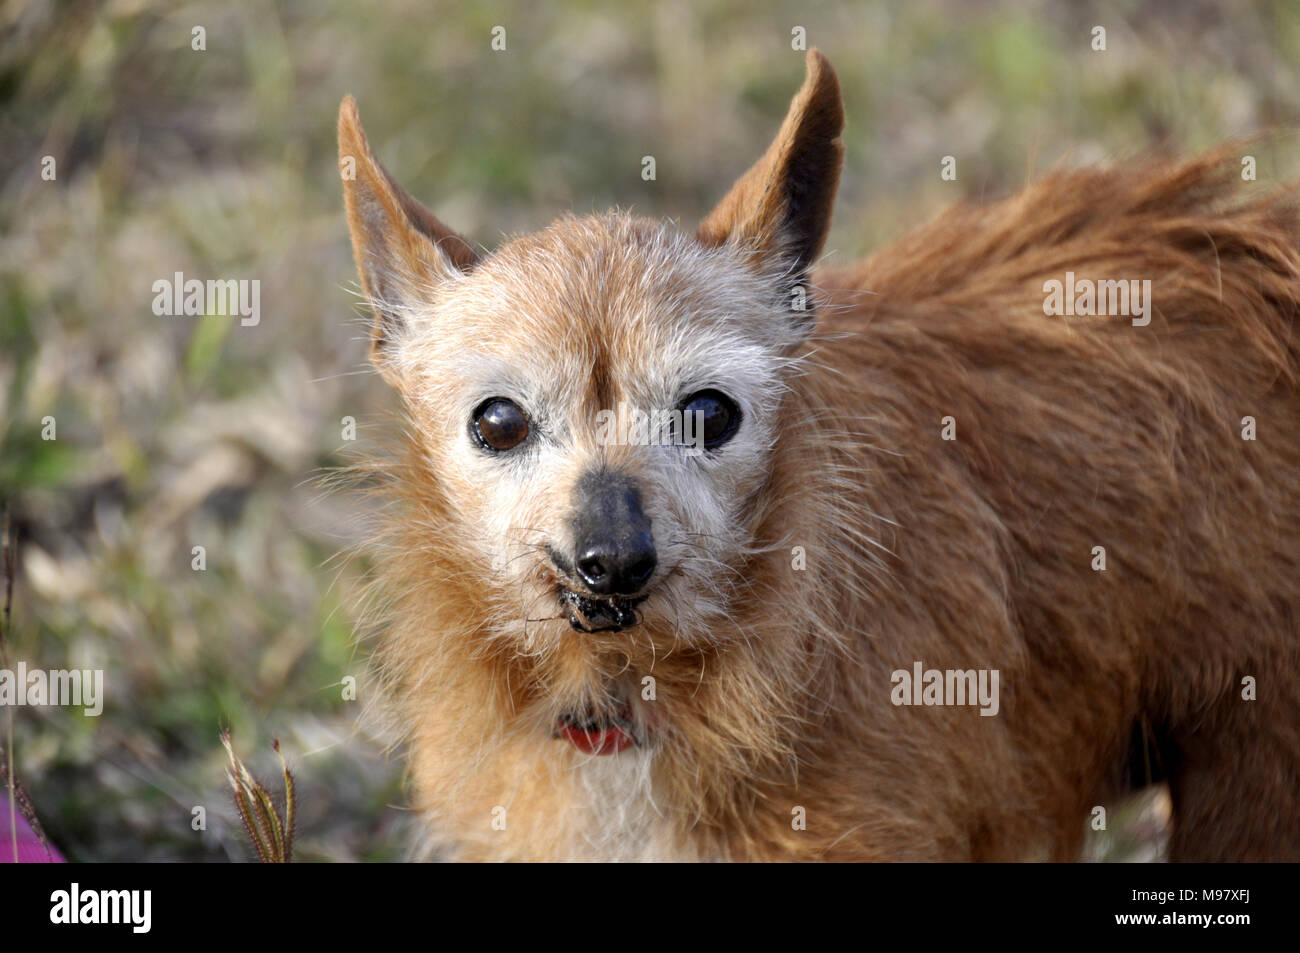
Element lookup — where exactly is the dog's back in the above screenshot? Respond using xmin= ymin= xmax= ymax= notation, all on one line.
xmin=803 ymin=148 xmax=1300 ymax=859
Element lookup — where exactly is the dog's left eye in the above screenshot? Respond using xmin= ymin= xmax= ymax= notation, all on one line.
xmin=680 ymin=389 xmax=742 ymax=450
xmin=472 ymin=398 xmax=530 ymax=452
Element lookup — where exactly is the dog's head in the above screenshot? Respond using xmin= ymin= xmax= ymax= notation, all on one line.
xmin=340 ymin=53 xmax=843 ymax=750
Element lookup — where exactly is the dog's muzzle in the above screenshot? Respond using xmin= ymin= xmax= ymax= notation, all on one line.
xmin=560 ymin=589 xmax=644 ymax=633
xmin=550 ymin=469 xmax=657 ymax=632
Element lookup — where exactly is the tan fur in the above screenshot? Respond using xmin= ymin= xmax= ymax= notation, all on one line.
xmin=339 ymin=52 xmax=1300 ymax=861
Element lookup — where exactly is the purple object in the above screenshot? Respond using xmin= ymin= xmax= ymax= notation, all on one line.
xmin=0 ymin=804 xmax=64 ymax=863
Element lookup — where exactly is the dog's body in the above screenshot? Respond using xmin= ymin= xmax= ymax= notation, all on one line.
xmin=340 ymin=52 xmax=1300 ymax=861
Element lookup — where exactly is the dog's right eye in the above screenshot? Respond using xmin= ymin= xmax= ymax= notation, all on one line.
xmin=471 ymin=398 xmax=530 ymax=452
xmin=680 ymin=389 xmax=742 ymax=450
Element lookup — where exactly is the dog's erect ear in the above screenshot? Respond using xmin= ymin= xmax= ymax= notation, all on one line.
xmin=696 ymin=50 xmax=844 ymax=289
xmin=338 ymin=96 xmax=479 ymax=365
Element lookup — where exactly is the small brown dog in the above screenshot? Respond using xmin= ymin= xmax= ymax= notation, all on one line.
xmin=339 ymin=51 xmax=1300 ymax=861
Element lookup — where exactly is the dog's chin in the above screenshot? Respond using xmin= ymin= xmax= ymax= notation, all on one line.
xmin=559 ymin=588 xmax=647 ymax=633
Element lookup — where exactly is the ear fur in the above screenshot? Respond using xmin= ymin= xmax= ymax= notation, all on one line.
xmin=696 ymin=50 xmax=845 ymax=293
xmin=338 ymin=96 xmax=479 ymax=367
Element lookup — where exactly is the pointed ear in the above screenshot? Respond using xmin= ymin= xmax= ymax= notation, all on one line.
xmin=696 ymin=50 xmax=844 ymax=291
xmin=338 ymin=96 xmax=479 ymax=367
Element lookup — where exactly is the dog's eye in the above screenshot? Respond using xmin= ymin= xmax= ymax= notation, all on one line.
xmin=680 ymin=389 xmax=741 ymax=450
xmin=472 ymin=398 xmax=530 ymax=452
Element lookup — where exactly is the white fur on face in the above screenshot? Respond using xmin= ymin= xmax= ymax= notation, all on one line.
xmin=388 ymin=213 xmax=807 ymax=648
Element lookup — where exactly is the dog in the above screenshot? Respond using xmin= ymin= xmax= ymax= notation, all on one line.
xmin=338 ymin=50 xmax=1300 ymax=861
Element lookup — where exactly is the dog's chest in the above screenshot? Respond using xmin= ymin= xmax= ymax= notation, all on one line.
xmin=550 ymin=749 xmax=702 ymax=862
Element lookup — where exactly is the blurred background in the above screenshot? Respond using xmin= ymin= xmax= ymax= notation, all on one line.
xmin=0 ymin=0 xmax=1296 ymax=862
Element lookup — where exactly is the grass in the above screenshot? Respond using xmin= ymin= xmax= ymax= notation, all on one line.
xmin=223 ymin=731 xmax=296 ymax=863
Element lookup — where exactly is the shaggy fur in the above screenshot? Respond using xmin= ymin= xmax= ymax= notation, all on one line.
xmin=339 ymin=51 xmax=1300 ymax=861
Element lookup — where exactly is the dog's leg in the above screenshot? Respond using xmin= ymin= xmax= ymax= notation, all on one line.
xmin=1166 ymin=672 xmax=1300 ymax=861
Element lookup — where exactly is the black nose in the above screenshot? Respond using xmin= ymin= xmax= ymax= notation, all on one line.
xmin=570 ymin=471 xmax=657 ymax=596
xmin=576 ymin=536 xmax=657 ymax=594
